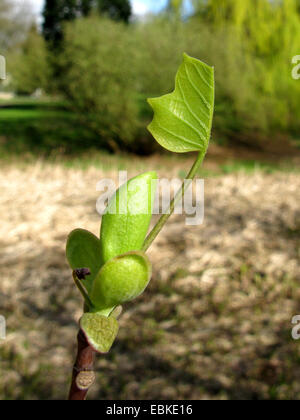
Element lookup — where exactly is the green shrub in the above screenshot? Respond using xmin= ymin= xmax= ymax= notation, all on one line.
xmin=55 ymin=3 xmax=300 ymax=153
xmin=191 ymin=0 xmax=300 ymax=142
xmin=134 ymin=19 xmax=186 ymax=96
xmin=59 ymin=17 xmax=140 ymax=151
xmin=8 ymin=27 xmax=51 ymax=95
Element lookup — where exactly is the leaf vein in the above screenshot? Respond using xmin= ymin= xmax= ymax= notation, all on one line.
xmin=177 ymin=77 xmax=209 ymax=138
xmin=155 ymin=121 xmax=203 ymax=150
xmin=192 ymin=62 xmax=213 ymax=90
xmin=184 ymin=62 xmax=211 ymax=112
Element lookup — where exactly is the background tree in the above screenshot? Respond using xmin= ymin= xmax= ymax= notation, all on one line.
xmin=42 ymin=0 xmax=78 ymax=45
xmin=166 ymin=0 xmax=185 ymax=18
xmin=42 ymin=0 xmax=132 ymax=45
xmin=9 ymin=25 xmax=51 ymax=95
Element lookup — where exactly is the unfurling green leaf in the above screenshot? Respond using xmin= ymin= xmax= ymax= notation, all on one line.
xmin=147 ymin=53 xmax=214 ymax=153
xmin=80 ymin=312 xmax=119 ymax=354
xmin=66 ymin=229 xmax=102 ymax=293
xmin=100 ymin=171 xmax=157 ymax=263
xmin=90 ymin=251 xmax=152 ymax=311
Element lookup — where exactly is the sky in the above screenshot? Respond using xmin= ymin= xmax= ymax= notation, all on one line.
xmin=132 ymin=0 xmax=168 ymax=15
xmin=29 ymin=0 xmax=169 ymax=17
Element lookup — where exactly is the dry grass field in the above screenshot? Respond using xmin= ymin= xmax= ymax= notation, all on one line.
xmin=0 ymin=156 xmax=299 ymax=400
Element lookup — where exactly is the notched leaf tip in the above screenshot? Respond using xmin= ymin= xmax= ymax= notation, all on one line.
xmin=147 ymin=53 xmax=215 ymax=154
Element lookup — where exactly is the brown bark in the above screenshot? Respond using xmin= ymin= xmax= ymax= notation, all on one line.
xmin=68 ymin=329 xmax=96 ymax=401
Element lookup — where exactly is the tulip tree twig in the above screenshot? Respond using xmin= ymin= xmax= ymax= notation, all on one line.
xmin=69 ymin=270 xmax=96 ymax=401
xmin=66 ymin=55 xmax=214 ymax=401
xmin=68 ymin=329 xmax=96 ymax=401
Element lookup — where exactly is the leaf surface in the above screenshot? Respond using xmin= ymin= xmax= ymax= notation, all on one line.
xmin=80 ymin=312 xmax=119 ymax=354
xmin=90 ymin=251 xmax=152 ymax=311
xmin=148 ymin=53 xmax=214 ymax=153
xmin=100 ymin=171 xmax=157 ymax=263
xmin=66 ymin=229 xmax=102 ymax=293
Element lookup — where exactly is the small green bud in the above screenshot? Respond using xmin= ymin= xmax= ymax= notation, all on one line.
xmin=90 ymin=251 xmax=152 ymax=311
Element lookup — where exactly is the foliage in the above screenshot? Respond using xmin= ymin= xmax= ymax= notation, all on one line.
xmin=67 ymin=170 xmax=158 ymax=352
xmin=148 ymin=54 xmax=214 ymax=153
xmin=166 ymin=0 xmax=185 ymax=19
xmin=42 ymin=0 xmax=131 ymax=45
xmin=189 ymin=0 xmax=300 ymax=139
xmin=4 ymin=0 xmax=300 ymax=153
xmin=8 ymin=27 xmax=51 ymax=95
xmin=90 ymin=251 xmax=152 ymax=312
xmin=66 ymin=229 xmax=103 ymax=294
xmin=134 ymin=19 xmax=186 ymax=96
xmin=56 ymin=3 xmax=299 ymax=152
xmin=80 ymin=312 xmax=119 ymax=354
xmin=100 ymin=172 xmax=157 ymax=263
xmin=98 ymin=0 xmax=131 ymax=23
xmin=66 ymin=55 xmax=212 ymax=360
xmin=59 ymin=17 xmax=140 ymax=151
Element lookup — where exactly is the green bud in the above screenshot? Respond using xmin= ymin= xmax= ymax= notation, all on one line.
xmin=90 ymin=251 xmax=152 ymax=311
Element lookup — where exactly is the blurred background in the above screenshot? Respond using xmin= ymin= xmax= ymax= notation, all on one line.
xmin=0 ymin=0 xmax=299 ymax=400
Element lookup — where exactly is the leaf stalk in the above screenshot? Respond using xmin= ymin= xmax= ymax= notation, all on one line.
xmin=142 ymin=149 xmax=206 ymax=252
xmin=72 ymin=271 xmax=95 ymax=311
